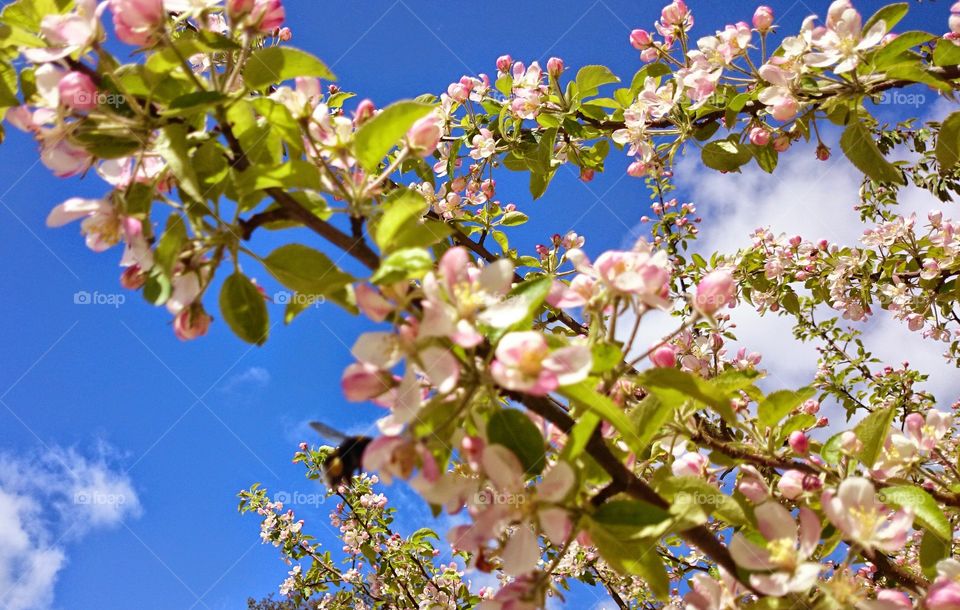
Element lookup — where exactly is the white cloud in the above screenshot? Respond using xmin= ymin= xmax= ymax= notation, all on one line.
xmin=618 ymin=130 xmax=959 ymax=431
xmin=0 ymin=443 xmax=141 ymax=610
xmin=217 ymin=365 xmax=271 ymax=394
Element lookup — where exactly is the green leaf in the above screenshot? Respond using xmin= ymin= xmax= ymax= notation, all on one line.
xmin=933 ymin=38 xmax=960 ymax=67
xmin=560 ymin=411 xmax=600 ymax=462
xmin=862 ymin=3 xmax=907 ymax=34
xmin=936 ymin=111 xmax=960 ymax=173
xmin=487 ymin=409 xmax=546 ymax=477
xmin=880 ymin=485 xmax=951 ymax=542
xmin=701 ymin=138 xmax=752 ymax=172
xmin=919 ymin=528 xmax=951 ymax=578
xmin=638 ymin=368 xmax=737 ymax=423
xmin=478 ymin=275 xmax=551 ymax=331
xmin=559 ymin=380 xmax=640 ymax=453
xmin=157 ymin=123 xmax=205 ymax=202
xmin=758 ymin=388 xmax=815 ymax=428
xmin=500 ymin=211 xmax=528 ymax=227
xmin=840 ymin=120 xmax=906 ymax=185
xmin=587 ymin=508 xmax=671 ymax=600
xmin=352 ymin=100 xmax=434 ymax=172
xmin=575 ymin=65 xmax=620 ymax=98
xmin=155 ymin=214 xmax=187 ymax=277
xmin=370 ymin=247 xmax=433 ymax=284
xmin=628 ymin=394 xmax=678 ymax=454
xmin=820 ymin=432 xmax=844 ymax=465
xmin=374 ymin=189 xmax=430 ymax=252
xmin=657 ymin=476 xmax=747 ymax=526
xmin=852 ymin=406 xmax=896 ymax=468
xmin=0 ymin=57 xmax=19 ymax=107
xmin=243 ymin=46 xmax=335 ymax=90
xmin=220 ymin=273 xmax=269 ymax=345
xmin=263 ymin=244 xmax=353 ymax=295
xmin=590 ymin=343 xmax=623 ymax=374
xmin=236 ymin=160 xmax=321 ymax=192
xmin=591 ymin=500 xmax=673 ymax=539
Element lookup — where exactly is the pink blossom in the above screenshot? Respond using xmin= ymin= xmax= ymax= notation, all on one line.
xmin=753 ymin=6 xmax=774 ymax=32
xmin=683 ymin=568 xmax=742 ymax=610
xmin=749 ymin=127 xmax=771 ymax=147
xmin=738 ymin=465 xmax=770 ymax=503
xmin=108 ymin=0 xmax=164 ymax=46
xmin=40 ymin=137 xmax=92 ymax=178
xmin=650 ymin=344 xmax=677 ymax=368
xmin=496 ymin=54 xmax=513 ymax=74
xmin=729 ymin=502 xmax=821 ymax=596
xmin=341 ymin=362 xmax=394 ymax=402
xmin=355 ymin=283 xmax=393 ymax=322
xmin=660 ymin=0 xmax=693 ymax=31
xmin=821 ymin=477 xmax=914 ymax=552
xmin=22 ymin=0 xmax=103 ymax=62
xmin=47 ymin=197 xmax=123 ymax=251
xmin=926 ymin=560 xmax=960 ymax=610
xmin=58 ymin=72 xmax=98 ymax=111
xmin=407 ymin=114 xmax=442 ymax=157
xmin=693 ymin=269 xmax=735 ymax=315
xmin=173 ymin=306 xmax=211 ymax=341
xmin=490 ymin=331 xmax=591 ymax=396
xmin=672 ymin=452 xmax=708 ymax=477
xmin=250 ymin=0 xmax=284 ymax=32
xmin=777 ymin=469 xmax=820 ymax=500
xmin=788 ymin=431 xmax=809 ymax=455
xmin=630 ymin=29 xmax=653 ymax=50
xmin=546 ymin=57 xmax=564 ymax=78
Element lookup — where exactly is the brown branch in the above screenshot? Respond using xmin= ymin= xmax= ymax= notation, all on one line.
xmin=238 ymin=207 xmax=291 ymax=240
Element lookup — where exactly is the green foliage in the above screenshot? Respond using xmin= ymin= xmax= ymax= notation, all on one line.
xmin=243 ymin=47 xmax=335 ymax=89
xmin=352 ymin=100 xmax=434 ymax=172
xmin=220 ymin=273 xmax=270 ymax=345
xmin=487 ymin=409 xmax=546 ymax=477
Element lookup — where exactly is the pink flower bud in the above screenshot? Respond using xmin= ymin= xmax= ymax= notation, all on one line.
xmin=108 ymin=0 xmax=165 ymax=46
xmin=693 ymin=269 xmax=735 ymax=315
xmin=840 ymin=431 xmax=862 ymax=453
xmin=626 ymin=159 xmax=648 ymax=177
xmin=630 ymin=29 xmax=653 ymax=49
xmin=580 ymin=168 xmax=595 ymax=182
xmin=772 ymin=134 xmax=791 ymax=152
xmin=407 ymin=115 xmax=442 ymax=157
xmin=341 ymin=362 xmax=393 ymax=401
xmin=251 ymin=0 xmax=285 ymax=33
xmin=749 ymin=126 xmax=771 ymax=147
xmin=227 ymin=0 xmax=255 ymax=19
xmin=278 ymin=26 xmax=292 ymax=41
xmin=353 ymin=99 xmax=376 ymax=126
xmin=752 ymin=6 xmax=774 ymax=32
xmin=672 ymin=452 xmax=708 ymax=478
xmin=355 ymin=283 xmax=392 ymax=322
xmin=788 ymin=431 xmax=809 ymax=455
xmin=546 ymin=57 xmax=564 ymax=78
xmin=496 ymin=54 xmax=513 ymax=73
xmin=59 ymin=72 xmax=98 ymax=111
xmin=173 ymin=306 xmax=211 ymax=341
xmin=816 ymin=143 xmax=831 ymax=161
xmin=650 ymin=344 xmax=677 ymax=368
xmin=925 ymin=580 xmax=960 ymax=609
xmin=120 ymin=265 xmax=147 ymax=290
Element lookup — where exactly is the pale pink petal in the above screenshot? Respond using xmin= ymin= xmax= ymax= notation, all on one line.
xmin=500 ymin=525 xmax=539 ymax=576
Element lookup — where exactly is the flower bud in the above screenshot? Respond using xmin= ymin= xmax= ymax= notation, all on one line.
xmin=251 ymin=0 xmax=285 ymax=33
xmin=546 ymin=57 xmax=564 ymax=78
xmin=788 ymin=431 xmax=809 ymax=455
xmin=925 ymin=580 xmax=960 ymax=609
xmin=816 ymin=143 xmax=831 ymax=161
xmin=407 ymin=115 xmax=442 ymax=157
xmin=353 ymin=99 xmax=376 ymax=126
xmin=59 ymin=72 xmax=98 ymax=111
xmin=120 ymin=265 xmax=147 ymax=290
xmin=496 ymin=54 xmax=513 ymax=73
xmin=772 ymin=134 xmax=791 ymax=152
xmin=650 ymin=344 xmax=677 ymax=368
xmin=173 ymin=306 xmax=211 ymax=341
xmin=630 ymin=28 xmax=653 ymax=49
xmin=749 ymin=126 xmax=771 ymax=146
xmin=752 ymin=6 xmax=774 ymax=32
xmin=693 ymin=269 xmax=735 ymax=315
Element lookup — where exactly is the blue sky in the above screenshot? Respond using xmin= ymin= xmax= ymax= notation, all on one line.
xmin=0 ymin=1 xmax=955 ymax=608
